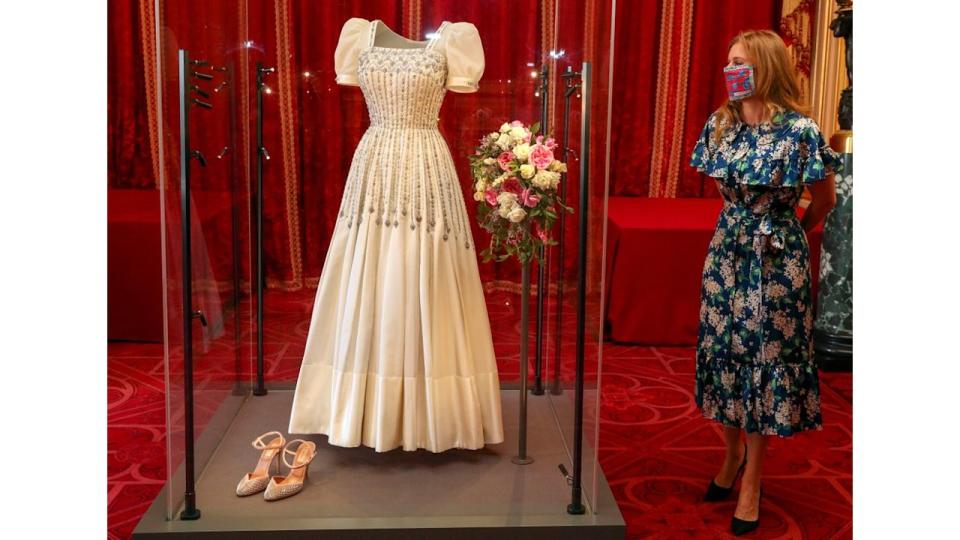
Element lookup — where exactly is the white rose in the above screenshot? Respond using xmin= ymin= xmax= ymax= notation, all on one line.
xmin=473 ymin=190 xmax=485 ymax=202
xmin=519 ymin=163 xmax=536 ymax=179
xmin=483 ymin=157 xmax=496 ymax=165
xmin=489 ymin=131 xmax=500 ymax=140
xmin=509 ymin=126 xmax=527 ymax=141
xmin=500 ymin=122 xmax=512 ymax=133
xmin=495 ymin=133 xmax=512 ymax=150
xmin=513 ymin=143 xmax=531 ymax=162
xmin=548 ymin=160 xmax=567 ymax=173
xmin=475 ymin=179 xmax=488 ymax=192
xmin=532 ymin=170 xmax=560 ymax=190
xmin=497 ymin=192 xmax=518 ymax=217
xmin=548 ymin=170 xmax=561 ymax=188
xmin=507 ymin=206 xmax=527 ymax=223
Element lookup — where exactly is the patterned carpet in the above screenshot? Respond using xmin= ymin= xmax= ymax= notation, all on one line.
xmin=108 ymin=290 xmax=852 ymax=539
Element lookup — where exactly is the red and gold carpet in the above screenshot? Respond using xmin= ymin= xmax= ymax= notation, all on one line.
xmin=108 ymin=290 xmax=851 ymax=539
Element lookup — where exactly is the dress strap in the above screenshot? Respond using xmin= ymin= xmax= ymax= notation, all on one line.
xmin=425 ymin=21 xmax=451 ymax=50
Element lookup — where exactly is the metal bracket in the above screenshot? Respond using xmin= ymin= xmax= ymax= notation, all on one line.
xmin=558 ymin=463 xmax=574 ymax=486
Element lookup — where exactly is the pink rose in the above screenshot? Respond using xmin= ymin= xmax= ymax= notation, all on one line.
xmin=529 ymin=144 xmax=554 ymax=170
xmin=520 ymin=188 xmax=541 ymax=208
xmin=484 ymin=188 xmax=499 ymax=206
xmin=497 ymin=151 xmax=515 ymax=171
xmin=502 ymin=177 xmax=523 ymax=195
xmin=534 ymin=135 xmax=557 ymax=150
xmin=533 ymin=222 xmax=549 ymax=242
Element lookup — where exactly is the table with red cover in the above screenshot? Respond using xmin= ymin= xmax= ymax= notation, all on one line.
xmin=108 ymin=189 xmax=164 ymax=342
xmin=604 ymin=197 xmax=822 ymax=345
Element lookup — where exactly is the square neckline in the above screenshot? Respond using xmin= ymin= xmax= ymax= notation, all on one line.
xmin=370 ymin=19 xmax=450 ymax=51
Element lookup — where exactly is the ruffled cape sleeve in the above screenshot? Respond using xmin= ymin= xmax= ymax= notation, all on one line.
xmin=690 ymin=112 xmax=845 ymax=187
xmin=689 ymin=113 xmax=728 ymax=178
xmin=796 ymin=122 xmax=844 ymax=184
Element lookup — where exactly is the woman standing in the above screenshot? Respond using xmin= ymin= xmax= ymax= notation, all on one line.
xmin=689 ymin=30 xmax=842 ymax=535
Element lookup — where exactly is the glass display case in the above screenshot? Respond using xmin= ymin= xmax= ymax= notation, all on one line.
xmin=138 ymin=0 xmax=621 ymax=536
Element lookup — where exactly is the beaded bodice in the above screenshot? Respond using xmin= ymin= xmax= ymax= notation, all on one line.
xmin=335 ymin=20 xmax=474 ymax=249
xmin=358 ymin=47 xmax=448 ymax=129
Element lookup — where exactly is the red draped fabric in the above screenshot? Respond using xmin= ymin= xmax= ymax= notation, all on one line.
xmin=609 ymin=0 xmax=783 ymax=198
xmin=108 ymin=0 xmax=155 ymax=189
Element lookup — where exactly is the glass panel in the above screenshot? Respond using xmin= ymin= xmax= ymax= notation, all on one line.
xmin=155 ymin=0 xmax=613 ymax=522
xmin=541 ymin=0 xmax=615 ymax=513
xmin=251 ymin=2 xmax=612 ymax=516
xmin=156 ymin=0 xmax=255 ymax=520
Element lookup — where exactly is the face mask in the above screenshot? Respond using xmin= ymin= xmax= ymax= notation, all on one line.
xmin=723 ymin=64 xmax=755 ymax=101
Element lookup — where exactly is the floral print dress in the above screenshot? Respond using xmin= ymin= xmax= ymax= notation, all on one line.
xmin=689 ymin=109 xmax=843 ymax=436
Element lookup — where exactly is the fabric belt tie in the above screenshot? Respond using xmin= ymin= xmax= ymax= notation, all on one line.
xmin=722 ymin=203 xmax=797 ymax=367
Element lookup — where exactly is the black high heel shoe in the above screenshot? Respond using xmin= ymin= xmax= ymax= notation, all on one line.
xmin=704 ymin=445 xmax=747 ymax=502
xmin=731 ymin=484 xmax=763 ymax=536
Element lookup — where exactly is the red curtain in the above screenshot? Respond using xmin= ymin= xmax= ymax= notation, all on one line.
xmin=609 ymin=0 xmax=783 ymax=198
xmin=108 ymin=0 xmax=155 ymax=189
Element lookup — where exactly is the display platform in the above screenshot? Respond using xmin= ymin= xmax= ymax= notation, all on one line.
xmin=133 ymin=389 xmax=625 ymax=539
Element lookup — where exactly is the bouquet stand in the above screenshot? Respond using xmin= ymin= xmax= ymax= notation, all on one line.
xmin=511 ymin=258 xmax=535 ymax=465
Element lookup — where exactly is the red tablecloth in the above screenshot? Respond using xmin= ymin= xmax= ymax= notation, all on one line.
xmin=604 ymin=197 xmax=822 ymax=345
xmin=108 ymin=189 xmax=164 ymax=342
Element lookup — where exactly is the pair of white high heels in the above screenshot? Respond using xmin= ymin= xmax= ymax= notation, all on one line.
xmin=235 ymin=431 xmax=317 ymax=501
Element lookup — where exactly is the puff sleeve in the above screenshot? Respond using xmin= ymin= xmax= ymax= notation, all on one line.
xmin=444 ymin=23 xmax=485 ymax=93
xmin=334 ymin=17 xmax=369 ymax=86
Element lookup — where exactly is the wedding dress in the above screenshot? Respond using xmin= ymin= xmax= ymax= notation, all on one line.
xmin=287 ymin=17 xmax=505 ymax=453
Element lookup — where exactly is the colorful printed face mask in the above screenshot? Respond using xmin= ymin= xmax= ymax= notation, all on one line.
xmin=723 ymin=64 xmax=755 ymax=101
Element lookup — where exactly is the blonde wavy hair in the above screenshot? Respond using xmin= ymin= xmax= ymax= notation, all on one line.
xmin=714 ymin=30 xmax=809 ymax=143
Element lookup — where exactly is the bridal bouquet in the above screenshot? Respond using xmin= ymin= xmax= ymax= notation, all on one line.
xmin=469 ymin=120 xmax=573 ymax=264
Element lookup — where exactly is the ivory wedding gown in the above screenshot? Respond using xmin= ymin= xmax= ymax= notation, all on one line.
xmin=287 ymin=17 xmax=505 ymax=453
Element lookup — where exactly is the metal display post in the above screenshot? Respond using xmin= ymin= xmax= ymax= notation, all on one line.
xmin=532 ymin=60 xmax=550 ymax=396
xmin=551 ymin=65 xmax=582 ymax=395
xmin=512 ymin=259 xmax=535 ymax=465
xmin=567 ymin=61 xmax=590 ymax=516
xmin=177 ymin=48 xmax=213 ymax=521
xmin=253 ymin=62 xmax=274 ymax=396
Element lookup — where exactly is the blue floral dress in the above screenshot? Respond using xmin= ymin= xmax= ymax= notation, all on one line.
xmin=689 ymin=109 xmax=843 ymax=436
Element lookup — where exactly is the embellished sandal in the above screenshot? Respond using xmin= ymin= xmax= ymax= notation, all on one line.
xmin=235 ymin=431 xmax=285 ymax=496
xmin=264 ymin=439 xmax=317 ymax=501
